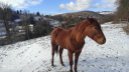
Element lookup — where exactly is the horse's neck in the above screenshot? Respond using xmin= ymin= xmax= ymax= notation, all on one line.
xmin=70 ymin=28 xmax=85 ymax=43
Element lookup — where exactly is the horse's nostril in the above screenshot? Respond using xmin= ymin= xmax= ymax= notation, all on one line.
xmin=98 ymin=37 xmax=106 ymax=44
xmin=103 ymin=38 xmax=106 ymax=44
xmin=101 ymin=38 xmax=106 ymax=44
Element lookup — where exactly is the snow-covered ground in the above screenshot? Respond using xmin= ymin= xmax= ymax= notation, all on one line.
xmin=99 ymin=11 xmax=114 ymax=15
xmin=0 ymin=22 xmax=129 ymax=72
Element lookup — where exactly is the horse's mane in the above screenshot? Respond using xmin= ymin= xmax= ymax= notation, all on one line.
xmin=70 ymin=18 xmax=100 ymax=42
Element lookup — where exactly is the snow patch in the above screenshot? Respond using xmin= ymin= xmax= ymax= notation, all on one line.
xmin=0 ymin=22 xmax=129 ymax=72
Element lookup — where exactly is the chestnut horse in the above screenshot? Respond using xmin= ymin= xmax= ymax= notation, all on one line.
xmin=51 ymin=18 xmax=106 ymax=72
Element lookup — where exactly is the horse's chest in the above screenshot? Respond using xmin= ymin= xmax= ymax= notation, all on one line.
xmin=67 ymin=41 xmax=85 ymax=52
xmin=56 ymin=36 xmax=84 ymax=51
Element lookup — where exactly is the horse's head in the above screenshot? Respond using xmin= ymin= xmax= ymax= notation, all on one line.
xmin=82 ymin=18 xmax=106 ymax=44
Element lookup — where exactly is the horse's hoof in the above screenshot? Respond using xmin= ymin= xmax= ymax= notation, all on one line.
xmin=62 ymin=65 xmax=65 ymax=67
xmin=74 ymin=68 xmax=78 ymax=72
xmin=69 ymin=70 xmax=73 ymax=72
xmin=75 ymin=70 xmax=78 ymax=72
xmin=61 ymin=64 xmax=65 ymax=66
xmin=51 ymin=64 xmax=56 ymax=67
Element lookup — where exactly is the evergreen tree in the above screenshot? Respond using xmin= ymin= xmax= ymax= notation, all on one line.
xmin=16 ymin=10 xmax=20 ymax=14
xmin=29 ymin=16 xmax=35 ymax=25
xmin=36 ymin=12 xmax=40 ymax=16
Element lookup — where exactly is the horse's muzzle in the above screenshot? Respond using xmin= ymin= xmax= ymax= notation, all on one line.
xmin=97 ymin=37 xmax=106 ymax=45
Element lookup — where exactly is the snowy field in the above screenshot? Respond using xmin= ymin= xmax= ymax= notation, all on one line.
xmin=0 ymin=22 xmax=129 ymax=72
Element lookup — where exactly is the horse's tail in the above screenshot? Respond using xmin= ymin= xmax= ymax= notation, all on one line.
xmin=51 ymin=42 xmax=59 ymax=54
xmin=51 ymin=27 xmax=62 ymax=54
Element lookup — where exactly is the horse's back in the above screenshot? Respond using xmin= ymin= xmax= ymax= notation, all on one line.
xmin=51 ymin=27 xmax=64 ymax=42
xmin=51 ymin=27 xmax=71 ymax=47
xmin=51 ymin=27 xmax=63 ymax=37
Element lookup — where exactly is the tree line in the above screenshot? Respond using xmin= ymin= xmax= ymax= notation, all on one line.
xmin=115 ymin=0 xmax=129 ymax=34
xmin=0 ymin=3 xmax=52 ymax=45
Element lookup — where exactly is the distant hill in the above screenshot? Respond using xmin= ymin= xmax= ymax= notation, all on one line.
xmin=51 ymin=11 xmax=114 ymax=28
xmin=55 ymin=11 xmax=105 ymax=18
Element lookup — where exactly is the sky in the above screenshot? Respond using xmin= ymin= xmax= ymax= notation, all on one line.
xmin=0 ymin=0 xmax=117 ymax=15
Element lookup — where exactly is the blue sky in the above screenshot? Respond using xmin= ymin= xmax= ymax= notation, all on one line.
xmin=0 ymin=0 xmax=117 ymax=15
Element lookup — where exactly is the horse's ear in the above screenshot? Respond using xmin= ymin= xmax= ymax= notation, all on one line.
xmin=87 ymin=17 xmax=96 ymax=24
xmin=87 ymin=17 xmax=89 ymax=19
xmin=86 ymin=17 xmax=92 ymax=21
xmin=52 ymin=26 xmax=60 ymax=29
xmin=86 ymin=17 xmax=92 ymax=23
xmin=52 ymin=27 xmax=57 ymax=29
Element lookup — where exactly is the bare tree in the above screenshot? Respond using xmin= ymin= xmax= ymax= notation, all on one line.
xmin=21 ymin=10 xmax=30 ymax=39
xmin=0 ymin=2 xmax=13 ymax=39
xmin=115 ymin=0 xmax=129 ymax=34
xmin=115 ymin=0 xmax=129 ymax=20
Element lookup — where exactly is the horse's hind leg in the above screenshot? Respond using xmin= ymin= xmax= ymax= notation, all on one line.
xmin=59 ymin=47 xmax=64 ymax=66
xmin=51 ymin=43 xmax=58 ymax=66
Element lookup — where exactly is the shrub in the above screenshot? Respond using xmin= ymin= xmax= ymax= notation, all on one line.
xmin=33 ymin=20 xmax=53 ymax=38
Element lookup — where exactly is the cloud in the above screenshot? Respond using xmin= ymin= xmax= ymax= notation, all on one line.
xmin=59 ymin=0 xmax=117 ymax=11
xmin=105 ymin=0 xmax=116 ymax=3
xmin=93 ymin=0 xmax=117 ymax=10
xmin=0 ymin=0 xmax=43 ymax=9
xmin=59 ymin=0 xmax=91 ymax=11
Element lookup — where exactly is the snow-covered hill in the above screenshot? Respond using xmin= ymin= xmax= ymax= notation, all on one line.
xmin=99 ymin=11 xmax=114 ymax=15
xmin=0 ymin=22 xmax=129 ymax=72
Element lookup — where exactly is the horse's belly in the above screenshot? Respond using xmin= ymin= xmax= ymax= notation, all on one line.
xmin=56 ymin=40 xmax=69 ymax=49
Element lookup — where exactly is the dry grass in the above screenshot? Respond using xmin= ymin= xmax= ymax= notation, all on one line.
xmin=123 ymin=23 xmax=129 ymax=35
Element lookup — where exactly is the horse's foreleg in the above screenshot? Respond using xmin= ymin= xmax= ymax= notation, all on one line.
xmin=74 ymin=51 xmax=81 ymax=72
xmin=59 ymin=48 xmax=64 ymax=66
xmin=68 ymin=51 xmax=73 ymax=72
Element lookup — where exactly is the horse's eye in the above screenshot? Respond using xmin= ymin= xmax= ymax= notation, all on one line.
xmin=94 ymin=27 xmax=98 ymax=30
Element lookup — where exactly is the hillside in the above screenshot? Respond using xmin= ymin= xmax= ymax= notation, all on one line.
xmin=0 ymin=22 xmax=129 ymax=72
xmin=52 ymin=11 xmax=114 ymax=24
xmin=55 ymin=11 xmax=104 ymax=18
